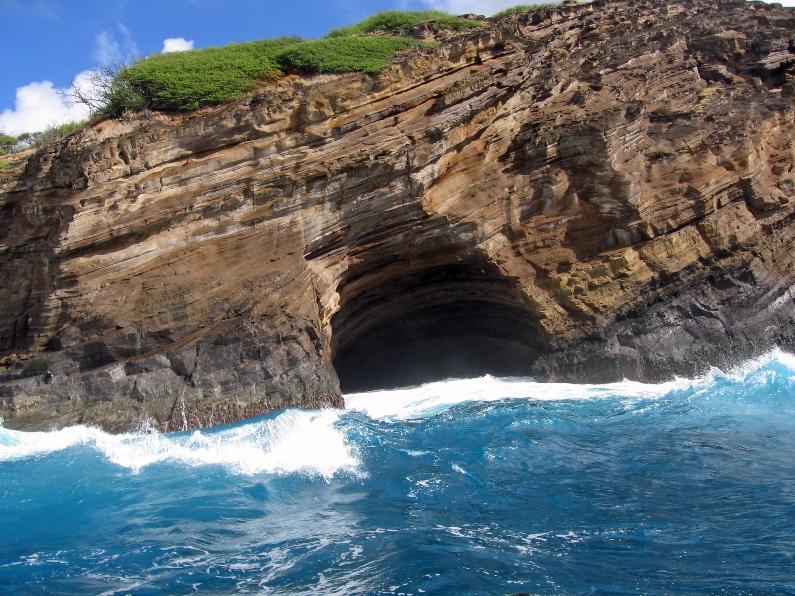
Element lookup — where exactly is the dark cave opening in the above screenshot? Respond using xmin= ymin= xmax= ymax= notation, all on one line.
xmin=331 ymin=260 xmax=545 ymax=393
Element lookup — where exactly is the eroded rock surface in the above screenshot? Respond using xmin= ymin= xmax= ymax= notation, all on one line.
xmin=2 ymin=0 xmax=795 ymax=431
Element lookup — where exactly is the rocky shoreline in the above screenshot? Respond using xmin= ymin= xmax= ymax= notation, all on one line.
xmin=1 ymin=0 xmax=794 ymax=431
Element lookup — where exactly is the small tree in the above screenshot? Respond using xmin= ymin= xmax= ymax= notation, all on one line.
xmin=63 ymin=61 xmax=146 ymax=118
xmin=0 ymin=132 xmax=17 ymax=156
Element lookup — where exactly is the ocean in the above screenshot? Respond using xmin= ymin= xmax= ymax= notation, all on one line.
xmin=1 ymin=350 xmax=794 ymax=594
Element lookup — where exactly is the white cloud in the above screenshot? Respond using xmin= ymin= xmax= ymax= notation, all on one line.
xmin=118 ymin=23 xmax=139 ymax=57
xmin=0 ymin=23 xmax=135 ymax=135
xmin=94 ymin=30 xmax=121 ymax=64
xmin=93 ymin=25 xmax=138 ymax=65
xmin=0 ymin=70 xmax=103 ymax=135
xmin=162 ymin=37 xmax=195 ymax=53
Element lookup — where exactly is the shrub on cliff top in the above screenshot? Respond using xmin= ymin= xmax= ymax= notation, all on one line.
xmin=275 ymin=36 xmax=429 ymax=74
xmin=327 ymin=10 xmax=480 ymax=37
xmin=491 ymin=3 xmax=560 ymax=18
xmin=0 ymin=133 xmax=16 ymax=156
xmin=32 ymin=121 xmax=85 ymax=148
xmin=94 ymin=10 xmax=475 ymax=115
xmin=117 ymin=38 xmax=292 ymax=112
xmin=107 ymin=34 xmax=431 ymax=113
xmin=0 ymin=127 xmax=81 ymax=154
xmin=112 ymin=36 xmax=428 ymax=112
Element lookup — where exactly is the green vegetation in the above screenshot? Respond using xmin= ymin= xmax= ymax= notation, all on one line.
xmin=0 ymin=123 xmax=82 ymax=155
xmin=117 ymin=38 xmax=292 ymax=112
xmin=91 ymin=10 xmax=476 ymax=116
xmin=0 ymin=133 xmax=16 ymax=156
xmin=275 ymin=36 xmax=429 ymax=74
xmin=32 ymin=121 xmax=84 ymax=147
xmin=0 ymin=122 xmax=85 ymax=156
xmin=327 ymin=10 xmax=480 ymax=37
xmin=493 ymin=4 xmax=532 ymax=17
xmin=492 ymin=3 xmax=559 ymax=18
xmin=114 ymin=35 xmax=429 ymax=112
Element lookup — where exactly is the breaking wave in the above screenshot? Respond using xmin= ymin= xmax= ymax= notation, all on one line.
xmin=345 ymin=348 xmax=795 ymax=420
xmin=1 ymin=349 xmax=793 ymax=479
xmin=0 ymin=409 xmax=360 ymax=479
xmin=0 ymin=349 xmax=793 ymax=593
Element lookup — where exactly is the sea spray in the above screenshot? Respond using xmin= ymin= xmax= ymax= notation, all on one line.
xmin=1 ymin=350 xmax=793 ymax=593
xmin=0 ymin=409 xmax=361 ymax=479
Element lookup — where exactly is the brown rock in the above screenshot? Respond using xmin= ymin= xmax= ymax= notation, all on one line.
xmin=1 ymin=0 xmax=795 ymax=431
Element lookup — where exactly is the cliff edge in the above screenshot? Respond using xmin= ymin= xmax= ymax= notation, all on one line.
xmin=2 ymin=0 xmax=795 ymax=431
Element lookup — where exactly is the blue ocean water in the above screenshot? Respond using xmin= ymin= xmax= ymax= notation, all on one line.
xmin=1 ymin=351 xmax=794 ymax=594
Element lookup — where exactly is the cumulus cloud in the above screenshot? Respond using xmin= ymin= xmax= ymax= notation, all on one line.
xmin=162 ymin=37 xmax=194 ymax=53
xmin=0 ymin=70 xmax=102 ymax=135
xmin=0 ymin=24 xmax=138 ymax=135
xmin=0 ymin=26 xmax=194 ymax=134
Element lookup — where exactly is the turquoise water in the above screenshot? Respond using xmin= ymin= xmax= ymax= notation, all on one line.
xmin=1 ymin=351 xmax=794 ymax=594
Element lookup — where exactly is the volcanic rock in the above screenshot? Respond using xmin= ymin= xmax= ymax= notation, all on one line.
xmin=1 ymin=0 xmax=794 ymax=431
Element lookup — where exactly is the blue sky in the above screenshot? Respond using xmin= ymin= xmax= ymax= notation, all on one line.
xmin=1 ymin=0 xmax=792 ymax=134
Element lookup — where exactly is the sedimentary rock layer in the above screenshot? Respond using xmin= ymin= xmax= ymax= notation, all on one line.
xmin=1 ymin=0 xmax=794 ymax=431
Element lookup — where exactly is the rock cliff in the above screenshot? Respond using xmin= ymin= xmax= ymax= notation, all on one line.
xmin=2 ymin=0 xmax=795 ymax=431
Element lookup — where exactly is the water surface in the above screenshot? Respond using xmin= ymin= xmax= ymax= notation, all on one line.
xmin=1 ymin=351 xmax=794 ymax=593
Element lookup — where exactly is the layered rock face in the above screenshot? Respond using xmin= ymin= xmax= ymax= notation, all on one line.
xmin=2 ymin=0 xmax=795 ymax=431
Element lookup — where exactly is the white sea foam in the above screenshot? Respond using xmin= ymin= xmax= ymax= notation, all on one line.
xmin=344 ymin=349 xmax=795 ymax=420
xmin=1 ymin=350 xmax=792 ymax=472
xmin=0 ymin=409 xmax=359 ymax=479
xmin=344 ymin=374 xmax=698 ymax=420
xmin=722 ymin=347 xmax=795 ymax=380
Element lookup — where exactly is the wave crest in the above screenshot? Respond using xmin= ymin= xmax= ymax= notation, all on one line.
xmin=344 ymin=348 xmax=795 ymax=420
xmin=0 ymin=409 xmax=360 ymax=480
xmin=1 ymin=349 xmax=792 ymax=474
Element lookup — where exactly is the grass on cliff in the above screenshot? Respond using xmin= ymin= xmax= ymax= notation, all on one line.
xmin=0 ymin=122 xmax=84 ymax=155
xmin=491 ymin=3 xmax=563 ymax=18
xmin=117 ymin=38 xmax=293 ymax=112
xmin=0 ymin=133 xmax=16 ymax=156
xmin=327 ymin=10 xmax=480 ymax=37
xmin=276 ymin=36 xmax=429 ymax=74
xmin=32 ymin=121 xmax=85 ymax=147
xmin=97 ymin=10 xmax=477 ymax=115
xmin=116 ymin=36 xmax=429 ymax=112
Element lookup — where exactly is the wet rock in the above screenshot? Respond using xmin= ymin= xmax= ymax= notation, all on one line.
xmin=1 ymin=0 xmax=795 ymax=431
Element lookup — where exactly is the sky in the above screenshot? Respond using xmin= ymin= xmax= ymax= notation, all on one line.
xmin=1 ymin=0 xmax=793 ymax=135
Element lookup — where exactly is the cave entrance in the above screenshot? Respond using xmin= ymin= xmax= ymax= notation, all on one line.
xmin=331 ymin=256 xmax=545 ymax=393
